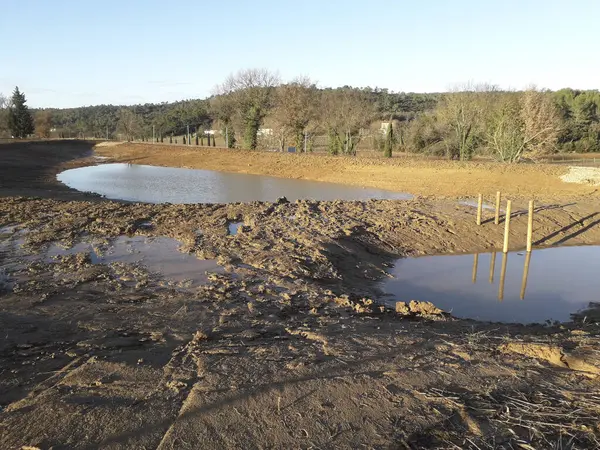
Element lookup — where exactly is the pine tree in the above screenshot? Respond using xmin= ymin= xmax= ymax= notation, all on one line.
xmin=8 ymin=87 xmax=34 ymax=138
xmin=383 ymin=122 xmax=394 ymax=158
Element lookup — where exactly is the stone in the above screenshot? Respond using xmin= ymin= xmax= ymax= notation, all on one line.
xmin=395 ymin=301 xmax=410 ymax=314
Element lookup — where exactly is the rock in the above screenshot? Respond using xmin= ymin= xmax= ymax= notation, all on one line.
xmin=395 ymin=301 xmax=410 ymax=314
xmin=395 ymin=300 xmax=444 ymax=316
xmin=275 ymin=196 xmax=289 ymax=204
xmin=409 ymin=300 xmax=443 ymax=315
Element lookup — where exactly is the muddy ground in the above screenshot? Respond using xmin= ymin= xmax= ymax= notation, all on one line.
xmin=1 ymin=141 xmax=600 ymax=449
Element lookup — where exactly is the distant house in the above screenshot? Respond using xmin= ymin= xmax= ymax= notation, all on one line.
xmin=380 ymin=122 xmax=391 ymax=134
xmin=203 ymin=130 xmax=217 ymax=135
xmin=258 ymin=128 xmax=273 ymax=136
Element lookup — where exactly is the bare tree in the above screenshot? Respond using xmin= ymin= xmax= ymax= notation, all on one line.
xmin=116 ymin=108 xmax=142 ymax=141
xmin=0 ymin=93 xmax=9 ymax=137
xmin=487 ymin=89 xmax=560 ymax=163
xmin=34 ymin=110 xmax=53 ymax=138
xmin=214 ymin=68 xmax=280 ymax=149
xmin=521 ymin=88 xmax=561 ymax=158
xmin=486 ymin=93 xmax=523 ymax=163
xmin=436 ymin=83 xmax=496 ymax=160
xmin=272 ymin=77 xmax=320 ymax=152
xmin=321 ymin=89 xmax=373 ymax=155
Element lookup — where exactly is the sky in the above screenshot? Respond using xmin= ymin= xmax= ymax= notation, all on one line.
xmin=1 ymin=0 xmax=599 ymax=108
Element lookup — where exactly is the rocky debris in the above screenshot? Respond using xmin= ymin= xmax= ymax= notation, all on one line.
xmin=560 ymin=166 xmax=600 ymax=186
xmin=395 ymin=300 xmax=445 ymax=318
xmin=333 ymin=294 xmax=386 ymax=314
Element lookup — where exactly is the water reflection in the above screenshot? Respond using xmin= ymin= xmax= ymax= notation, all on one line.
xmin=57 ymin=163 xmax=413 ymax=204
xmin=382 ymin=245 xmax=600 ymax=323
xmin=474 ymin=251 xmax=530 ymax=301
xmin=520 ymin=252 xmax=532 ymax=300
xmin=228 ymin=222 xmax=243 ymax=235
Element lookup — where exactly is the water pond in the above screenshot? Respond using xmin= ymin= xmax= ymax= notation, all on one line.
xmin=1 ymin=231 xmax=222 ymax=289
xmin=47 ymin=236 xmax=223 ymax=287
xmin=380 ymin=245 xmax=600 ymax=324
xmin=57 ymin=163 xmax=413 ymax=204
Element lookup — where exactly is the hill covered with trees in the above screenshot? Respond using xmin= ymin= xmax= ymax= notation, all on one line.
xmin=1 ymin=70 xmax=598 ymax=162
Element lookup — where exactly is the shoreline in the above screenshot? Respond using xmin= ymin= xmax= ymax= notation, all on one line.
xmin=2 ymin=141 xmax=600 ymax=447
xmin=94 ymin=142 xmax=600 ymax=202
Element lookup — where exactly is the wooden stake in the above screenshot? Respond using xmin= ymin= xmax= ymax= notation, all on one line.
xmin=494 ymin=191 xmax=501 ymax=225
xmin=489 ymin=251 xmax=496 ymax=284
xmin=503 ymin=200 xmax=512 ymax=253
xmin=527 ymin=200 xmax=534 ymax=252
xmin=476 ymin=194 xmax=483 ymax=226
xmin=520 ymin=251 xmax=532 ymax=300
xmin=472 ymin=253 xmax=479 ymax=284
xmin=498 ymin=252 xmax=508 ymax=301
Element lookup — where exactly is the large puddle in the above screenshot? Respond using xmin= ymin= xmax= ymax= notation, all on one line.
xmin=48 ymin=236 xmax=223 ymax=287
xmin=57 ymin=163 xmax=413 ymax=203
xmin=1 ymin=232 xmax=223 ymax=289
xmin=381 ymin=246 xmax=600 ymax=324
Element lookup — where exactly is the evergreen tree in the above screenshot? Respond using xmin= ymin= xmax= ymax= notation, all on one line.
xmin=383 ymin=122 xmax=394 ymax=157
xmin=225 ymin=127 xmax=236 ymax=148
xmin=8 ymin=87 xmax=34 ymax=138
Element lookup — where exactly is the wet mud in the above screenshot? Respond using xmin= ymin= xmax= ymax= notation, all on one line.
xmin=2 ymin=141 xmax=600 ymax=448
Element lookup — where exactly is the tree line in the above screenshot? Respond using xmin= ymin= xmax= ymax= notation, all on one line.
xmin=1 ymin=71 xmax=598 ymax=162
xmin=399 ymin=84 xmax=600 ymax=162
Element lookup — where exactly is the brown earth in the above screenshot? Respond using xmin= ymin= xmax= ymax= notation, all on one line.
xmin=1 ymin=140 xmax=600 ymax=449
xmin=0 ymin=140 xmax=103 ymax=200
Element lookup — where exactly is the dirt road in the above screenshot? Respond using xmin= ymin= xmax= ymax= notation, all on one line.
xmin=1 ymin=141 xmax=600 ymax=449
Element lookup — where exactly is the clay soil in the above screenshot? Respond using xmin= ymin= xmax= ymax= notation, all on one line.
xmin=1 ymin=141 xmax=600 ymax=449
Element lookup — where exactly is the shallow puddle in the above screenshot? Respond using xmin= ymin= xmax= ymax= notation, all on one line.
xmin=380 ymin=246 xmax=600 ymax=324
xmin=459 ymin=199 xmax=500 ymax=211
xmin=227 ymin=222 xmax=243 ymax=235
xmin=46 ymin=236 xmax=223 ymax=287
xmin=57 ymin=163 xmax=413 ymax=203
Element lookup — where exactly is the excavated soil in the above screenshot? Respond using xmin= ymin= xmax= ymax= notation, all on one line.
xmin=1 ymin=141 xmax=600 ymax=449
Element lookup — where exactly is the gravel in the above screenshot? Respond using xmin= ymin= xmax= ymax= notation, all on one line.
xmin=560 ymin=166 xmax=600 ymax=186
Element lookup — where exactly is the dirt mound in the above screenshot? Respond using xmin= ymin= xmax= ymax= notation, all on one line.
xmin=500 ymin=342 xmax=600 ymax=377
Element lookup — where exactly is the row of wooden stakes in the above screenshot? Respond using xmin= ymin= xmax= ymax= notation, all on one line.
xmin=475 ymin=192 xmax=535 ymax=253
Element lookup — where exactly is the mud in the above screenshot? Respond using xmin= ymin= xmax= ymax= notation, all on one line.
xmin=1 ymin=141 xmax=600 ymax=448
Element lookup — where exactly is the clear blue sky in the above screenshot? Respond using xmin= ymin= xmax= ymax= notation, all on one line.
xmin=1 ymin=0 xmax=598 ymax=108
